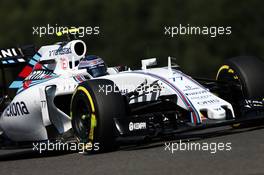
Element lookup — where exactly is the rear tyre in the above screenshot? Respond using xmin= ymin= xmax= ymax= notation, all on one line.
xmin=71 ymin=79 xmax=127 ymax=152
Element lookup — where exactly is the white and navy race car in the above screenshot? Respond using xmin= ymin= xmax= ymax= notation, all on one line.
xmin=0 ymin=37 xmax=264 ymax=152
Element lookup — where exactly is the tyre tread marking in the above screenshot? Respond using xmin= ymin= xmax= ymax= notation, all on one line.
xmin=216 ymin=65 xmax=229 ymax=80
xmin=77 ymin=86 xmax=97 ymax=141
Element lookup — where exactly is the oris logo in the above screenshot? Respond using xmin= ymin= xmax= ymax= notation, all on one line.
xmin=5 ymin=101 xmax=30 ymax=117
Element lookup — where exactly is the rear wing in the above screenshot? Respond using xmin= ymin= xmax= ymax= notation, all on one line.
xmin=0 ymin=45 xmax=36 ymax=97
xmin=0 ymin=45 xmax=36 ymax=67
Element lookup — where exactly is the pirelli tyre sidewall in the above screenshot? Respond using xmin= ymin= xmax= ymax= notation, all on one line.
xmin=216 ymin=56 xmax=264 ymax=100
xmin=71 ymin=79 xmax=127 ymax=152
xmin=216 ymin=56 xmax=264 ymax=123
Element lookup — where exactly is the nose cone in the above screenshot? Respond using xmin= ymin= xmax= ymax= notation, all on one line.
xmin=207 ymin=107 xmax=226 ymax=120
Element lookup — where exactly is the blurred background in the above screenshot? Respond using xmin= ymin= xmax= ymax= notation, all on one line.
xmin=0 ymin=0 xmax=263 ymax=91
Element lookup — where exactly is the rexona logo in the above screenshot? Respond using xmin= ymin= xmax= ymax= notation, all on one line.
xmin=0 ymin=48 xmax=18 ymax=58
xmin=5 ymin=101 xmax=30 ymax=117
xmin=129 ymin=122 xmax=147 ymax=131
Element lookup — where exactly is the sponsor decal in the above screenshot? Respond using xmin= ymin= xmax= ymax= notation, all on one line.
xmin=49 ymin=47 xmax=72 ymax=57
xmin=189 ymin=94 xmax=212 ymax=100
xmin=197 ymin=99 xmax=220 ymax=106
xmin=170 ymin=76 xmax=183 ymax=82
xmin=185 ymin=90 xmax=208 ymax=96
xmin=60 ymin=57 xmax=68 ymax=70
xmin=5 ymin=101 xmax=30 ymax=117
xmin=183 ymin=85 xmax=199 ymax=92
xmin=129 ymin=122 xmax=147 ymax=131
xmin=0 ymin=48 xmax=18 ymax=58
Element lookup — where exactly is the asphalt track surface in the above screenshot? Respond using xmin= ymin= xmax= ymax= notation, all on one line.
xmin=1 ymin=125 xmax=264 ymax=175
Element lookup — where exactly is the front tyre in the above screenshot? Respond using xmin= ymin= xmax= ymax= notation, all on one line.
xmin=216 ymin=56 xmax=264 ymax=121
xmin=70 ymin=79 xmax=127 ymax=152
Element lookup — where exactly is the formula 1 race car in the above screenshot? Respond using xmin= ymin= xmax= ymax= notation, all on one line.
xmin=0 ymin=37 xmax=264 ymax=152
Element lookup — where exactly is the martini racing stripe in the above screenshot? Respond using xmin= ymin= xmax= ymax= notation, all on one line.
xmin=1 ymin=57 xmax=26 ymax=64
xmin=16 ymin=76 xmax=58 ymax=94
xmin=9 ymin=52 xmax=42 ymax=89
xmin=73 ymin=75 xmax=86 ymax=83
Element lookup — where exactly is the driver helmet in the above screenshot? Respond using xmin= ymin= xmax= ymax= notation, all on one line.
xmin=78 ymin=55 xmax=107 ymax=77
